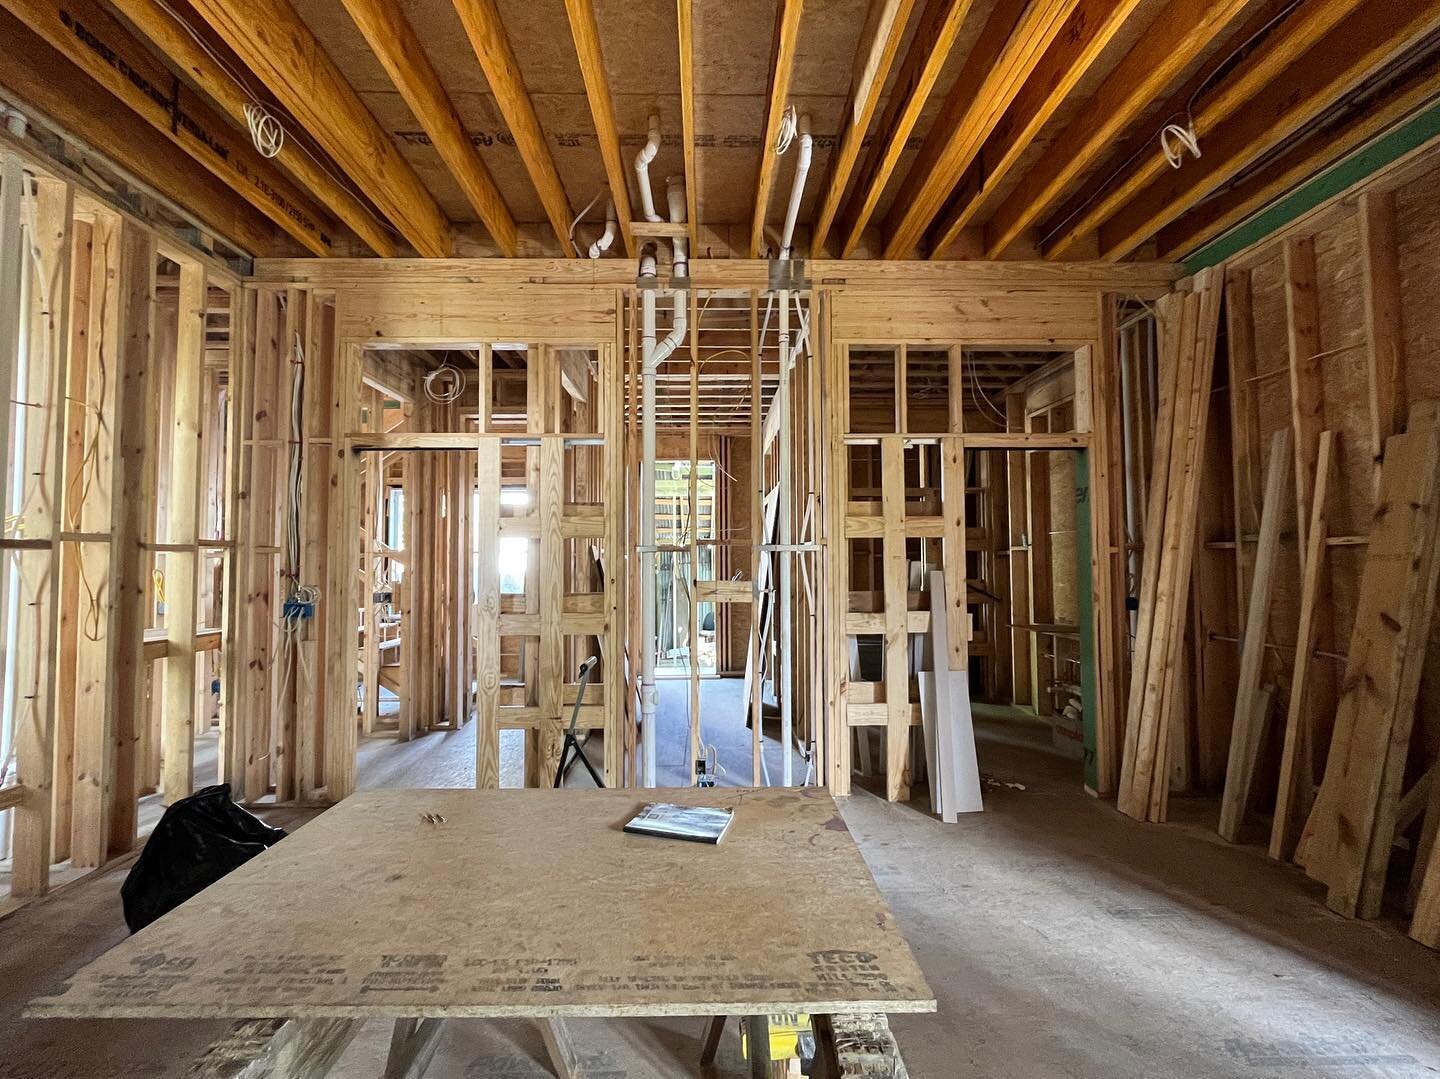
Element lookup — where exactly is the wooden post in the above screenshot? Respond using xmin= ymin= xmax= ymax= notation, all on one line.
xmin=603 ymin=332 xmax=625 ymax=786
xmin=1026 ymin=414 xmax=1054 ymax=717
xmin=105 ymin=221 xmax=156 ymax=856
xmin=297 ymin=294 xmax=335 ymax=795
xmin=881 ymin=437 xmax=909 ymax=803
xmin=475 ymin=437 xmax=501 ymax=788
xmin=322 ymin=339 xmax=362 ymax=801
xmin=220 ymin=286 xmax=254 ymax=794
xmin=160 ymin=259 xmax=205 ymax=804
xmin=1004 ymin=393 xmax=1032 ymax=706
xmin=242 ymin=289 xmax=281 ymax=801
xmin=68 ymin=211 xmax=122 ymax=867
xmin=538 ymin=435 xmax=564 ymax=783
xmin=361 ymin=444 xmax=381 ymax=737
xmin=10 ymin=168 xmax=73 ymax=896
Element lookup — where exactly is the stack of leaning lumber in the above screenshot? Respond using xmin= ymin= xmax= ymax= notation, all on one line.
xmin=1297 ymin=401 xmax=1440 ymax=924
xmin=1116 ymin=267 xmax=1223 ymax=822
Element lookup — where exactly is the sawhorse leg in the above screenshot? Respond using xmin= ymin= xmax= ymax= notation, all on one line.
xmin=385 ymin=1018 xmax=446 ymax=1079
xmin=232 ymin=1017 xmax=363 ymax=1078
xmin=539 ymin=1018 xmax=584 ymax=1079
xmin=699 ymin=1015 xmax=726 ymax=1066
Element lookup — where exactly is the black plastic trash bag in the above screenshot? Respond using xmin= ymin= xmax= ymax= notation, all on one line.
xmin=121 ymin=783 xmax=286 ymax=933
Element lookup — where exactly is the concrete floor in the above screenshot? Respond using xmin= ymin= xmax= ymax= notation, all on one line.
xmin=356 ymin=678 xmax=789 ymax=791
xmin=3 ymin=712 xmax=1440 ymax=1077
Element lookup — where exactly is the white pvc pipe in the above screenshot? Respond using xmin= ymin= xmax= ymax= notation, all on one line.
xmin=666 ymin=176 xmax=688 ymax=278
xmin=777 ymin=288 xmax=793 ymax=786
xmin=588 ymin=198 xmax=616 ymax=259
xmin=640 ymin=286 xmax=658 ymax=786
xmin=639 ymin=239 xmax=687 ymax=787
xmin=635 ymin=114 xmax=663 ymax=223
xmin=779 ymin=115 xmax=811 ymax=259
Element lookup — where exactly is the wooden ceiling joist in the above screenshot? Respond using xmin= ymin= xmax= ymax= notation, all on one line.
xmin=748 ymin=0 xmax=806 ymax=258
xmin=835 ymin=0 xmax=973 ymax=258
xmin=563 ymin=0 xmax=636 ymax=258
xmin=882 ymin=0 xmax=1081 ymax=259
xmin=1042 ymin=0 xmax=1364 ymax=259
xmin=1093 ymin=0 xmax=1440 ymax=260
xmin=810 ymin=0 xmax=917 ymax=258
xmin=105 ymin=0 xmax=397 ymax=258
xmin=924 ymin=0 xmax=1149 ymax=257
xmin=0 ymin=11 xmax=288 ymax=255
xmin=186 ymin=0 xmax=452 ymax=257
xmin=980 ymin=0 xmax=1261 ymax=259
xmin=452 ymin=0 xmax=577 ymax=257
xmin=1156 ymin=51 xmax=1440 ymax=261
xmin=339 ymin=0 xmax=518 ymax=256
xmin=676 ymin=0 xmax=699 ymax=252
xmin=2 ymin=0 xmax=339 ymax=256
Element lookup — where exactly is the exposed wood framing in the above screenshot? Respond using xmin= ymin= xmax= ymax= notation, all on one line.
xmin=927 ymin=0 xmax=1147 ymax=255
xmin=452 ymin=0 xmax=576 ymax=256
xmin=0 ymin=13 xmax=288 ymax=257
xmin=160 ymin=261 xmax=205 ymax=803
xmin=564 ymin=0 xmax=635 ymax=259
xmin=1044 ymin=0 xmax=1369 ymax=258
xmin=883 ymin=0 xmax=1080 ymax=258
xmin=1155 ymin=55 xmax=1440 ymax=261
xmin=186 ymin=0 xmax=452 ymax=257
xmin=748 ymin=0 xmax=805 ymax=258
xmin=1089 ymin=2 xmax=1440 ymax=260
xmin=836 ymin=0 xmax=973 ymax=258
xmin=675 ymin=0 xmax=699 ymax=253
xmin=810 ymin=0 xmax=916 ymax=258
xmin=1 ymin=0 xmax=339 ymax=256
xmin=340 ymin=0 xmax=518 ymax=256
xmin=984 ymin=0 xmax=1260 ymax=257
xmin=103 ymin=0 xmax=395 ymax=257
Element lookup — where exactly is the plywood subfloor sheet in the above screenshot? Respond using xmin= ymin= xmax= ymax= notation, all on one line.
xmin=31 ymin=787 xmax=935 ymax=1020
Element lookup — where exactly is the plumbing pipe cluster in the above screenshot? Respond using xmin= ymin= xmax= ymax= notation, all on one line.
xmin=633 ymin=107 xmax=812 ymax=786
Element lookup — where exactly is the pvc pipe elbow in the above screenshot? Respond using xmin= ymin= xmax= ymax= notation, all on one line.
xmin=588 ymin=199 xmax=617 ymax=258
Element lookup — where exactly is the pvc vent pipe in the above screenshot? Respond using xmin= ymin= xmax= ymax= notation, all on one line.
xmin=666 ymin=175 xmax=688 ymax=278
xmin=635 ymin=115 xmax=663 ymax=223
xmin=779 ymin=114 xmax=812 ymax=259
